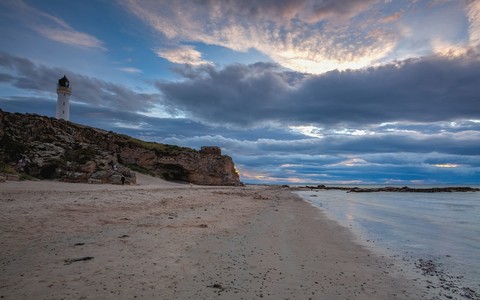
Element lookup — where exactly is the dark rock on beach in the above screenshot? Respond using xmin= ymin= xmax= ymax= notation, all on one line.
xmin=347 ymin=186 xmax=480 ymax=193
xmin=299 ymin=185 xmax=480 ymax=193
xmin=414 ymin=259 xmax=480 ymax=300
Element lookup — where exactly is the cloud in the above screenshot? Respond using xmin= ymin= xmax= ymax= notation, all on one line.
xmin=2 ymin=0 xmax=105 ymax=50
xmin=35 ymin=26 xmax=106 ymax=50
xmin=120 ymin=0 xmax=402 ymax=73
xmin=237 ymin=149 xmax=480 ymax=184
xmin=247 ymin=132 xmax=480 ymax=157
xmin=157 ymin=62 xmax=293 ymax=126
xmin=232 ymin=149 xmax=480 ymax=184
xmin=155 ymin=45 xmax=213 ymax=65
xmin=0 ymin=72 xmax=16 ymax=83
xmin=154 ymin=121 xmax=480 ymax=174
xmin=380 ymin=12 xmax=403 ymax=24
xmin=467 ymin=0 xmax=480 ymax=48
xmin=2 ymin=94 xmax=479 ymax=184
xmin=120 ymin=1 xmax=477 ymax=74
xmin=1 ymin=2 xmax=478 ymax=185
xmin=118 ymin=67 xmax=142 ymax=74
xmin=157 ymin=54 xmax=480 ymax=127
xmin=0 ymin=52 xmax=158 ymax=113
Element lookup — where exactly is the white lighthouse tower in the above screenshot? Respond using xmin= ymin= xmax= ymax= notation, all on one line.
xmin=56 ymin=75 xmax=71 ymax=121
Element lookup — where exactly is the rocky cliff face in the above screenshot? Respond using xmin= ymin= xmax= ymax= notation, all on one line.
xmin=0 ymin=110 xmax=241 ymax=185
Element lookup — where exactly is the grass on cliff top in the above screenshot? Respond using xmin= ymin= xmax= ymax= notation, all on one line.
xmin=118 ymin=135 xmax=197 ymax=156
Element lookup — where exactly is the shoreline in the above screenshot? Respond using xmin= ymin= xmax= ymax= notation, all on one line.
xmin=174 ymin=189 xmax=432 ymax=299
xmin=296 ymin=190 xmax=480 ymax=300
xmin=0 ymin=178 xmax=447 ymax=299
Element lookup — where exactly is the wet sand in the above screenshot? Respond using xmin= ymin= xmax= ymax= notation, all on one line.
xmin=1 ymin=175 xmax=431 ymax=299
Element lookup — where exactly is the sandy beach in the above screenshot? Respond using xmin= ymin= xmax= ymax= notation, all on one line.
xmin=1 ymin=175 xmax=432 ymax=299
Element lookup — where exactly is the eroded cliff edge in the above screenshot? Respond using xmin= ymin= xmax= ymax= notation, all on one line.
xmin=0 ymin=110 xmax=240 ymax=186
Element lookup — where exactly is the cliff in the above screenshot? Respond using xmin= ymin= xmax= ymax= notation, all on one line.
xmin=0 ymin=110 xmax=240 ymax=186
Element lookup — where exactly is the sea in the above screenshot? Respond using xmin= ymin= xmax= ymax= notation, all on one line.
xmin=296 ymin=186 xmax=480 ymax=294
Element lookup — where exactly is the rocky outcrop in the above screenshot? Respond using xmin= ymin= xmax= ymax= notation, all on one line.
xmin=300 ymin=185 xmax=480 ymax=193
xmin=0 ymin=110 xmax=241 ymax=185
xmin=347 ymin=186 xmax=480 ymax=193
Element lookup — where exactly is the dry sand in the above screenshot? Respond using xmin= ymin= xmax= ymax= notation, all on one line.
xmin=1 ymin=175 xmax=433 ymax=299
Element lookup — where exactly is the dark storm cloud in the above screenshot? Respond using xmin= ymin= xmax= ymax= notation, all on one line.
xmin=0 ymin=96 xmax=220 ymax=142
xmin=0 ymin=52 xmax=159 ymax=113
xmin=2 ymin=52 xmax=479 ymax=184
xmin=0 ymin=96 xmax=301 ymax=146
xmin=160 ymin=129 xmax=480 ymax=164
xmin=256 ymin=133 xmax=480 ymax=156
xmin=0 ymin=97 xmax=57 ymax=117
xmin=0 ymin=73 xmax=15 ymax=82
xmin=357 ymin=152 xmax=480 ymax=168
xmin=2 ymin=95 xmax=479 ymax=184
xmin=235 ymin=151 xmax=480 ymax=184
xmin=158 ymin=63 xmax=296 ymax=125
xmin=158 ymin=53 xmax=480 ymax=127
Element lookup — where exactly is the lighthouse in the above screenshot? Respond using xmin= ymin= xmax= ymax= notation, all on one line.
xmin=56 ymin=75 xmax=71 ymax=121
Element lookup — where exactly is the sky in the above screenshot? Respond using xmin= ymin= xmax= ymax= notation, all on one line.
xmin=0 ymin=0 xmax=479 ymax=185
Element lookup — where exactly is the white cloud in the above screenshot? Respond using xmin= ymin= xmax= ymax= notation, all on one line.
xmin=118 ymin=67 xmax=142 ymax=74
xmin=433 ymin=163 xmax=461 ymax=168
xmin=327 ymin=157 xmax=371 ymax=167
xmin=155 ymin=45 xmax=213 ymax=66
xmin=120 ymin=0 xmax=401 ymax=74
xmin=289 ymin=125 xmax=324 ymax=138
xmin=8 ymin=0 xmax=106 ymax=50
xmin=122 ymin=1 xmax=478 ymax=74
xmin=467 ymin=0 xmax=480 ymax=48
xmin=36 ymin=27 xmax=106 ymax=50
